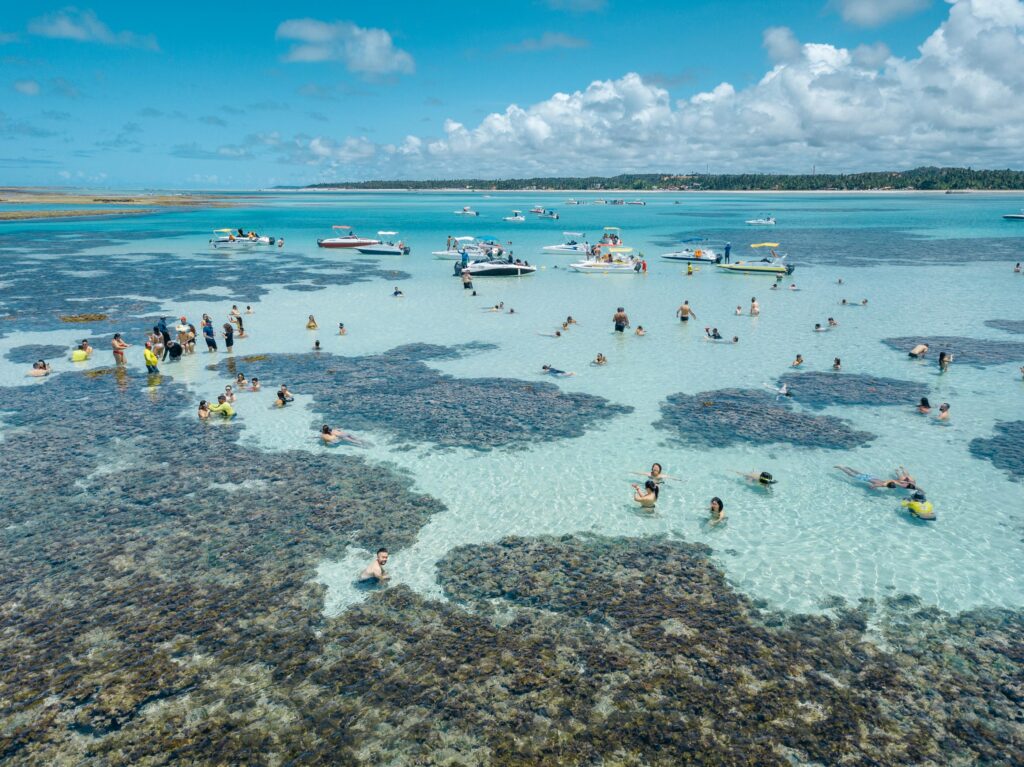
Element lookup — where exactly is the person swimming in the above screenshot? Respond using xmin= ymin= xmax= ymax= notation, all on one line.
xmin=632 ymin=479 xmax=659 ymax=508
xmin=632 ymin=462 xmax=678 ymax=484
xmin=338 ymin=322 xmax=347 ymax=335
xmin=938 ymin=351 xmax=953 ymax=372
xmin=542 ymin=364 xmax=574 ymax=377
xmin=392 ymin=286 xmax=404 ymax=297
xmin=937 ymin=402 xmax=950 ymax=420
xmin=708 ymin=497 xmax=726 ymax=526
xmin=828 ymin=317 xmax=838 ymax=327
xmin=593 ymin=353 xmax=607 ymax=365
xmin=917 ymin=397 xmax=931 ymax=414
xmin=321 ymin=424 xmax=366 ymax=445
xmin=208 ymin=394 xmax=235 ymax=418
xmin=833 ymin=357 xmax=841 ymax=371
xmin=792 ymin=354 xmax=804 ymax=367
xmin=635 ymin=326 xmax=646 ymax=336
xmin=27 ymin=360 xmax=51 ymax=377
xmin=306 ymin=315 xmax=318 ymax=330
xmin=705 ymin=327 xmax=722 ymax=340
xmin=834 ymin=465 xmax=905 ymax=490
xmin=198 ymin=400 xmax=210 ymax=420
xmin=735 ymin=470 xmax=777 ymax=486
xmin=814 ymin=323 xmax=827 ymax=332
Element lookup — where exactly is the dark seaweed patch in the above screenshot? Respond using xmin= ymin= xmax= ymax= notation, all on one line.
xmin=5 ymin=343 xmax=69 ymax=364
xmin=209 ymin=344 xmax=632 ymax=450
xmin=882 ymin=336 xmax=1024 ymax=366
xmin=969 ymin=421 xmax=1024 ymax=480
xmin=777 ymin=371 xmax=928 ymax=409
xmin=655 ymin=388 xmax=874 ymax=449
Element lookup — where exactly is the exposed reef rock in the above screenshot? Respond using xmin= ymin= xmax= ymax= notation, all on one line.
xmin=210 ymin=344 xmax=634 ymax=450
xmin=655 ymin=388 xmax=874 ymax=449
xmin=882 ymin=336 xmax=1024 ymax=366
xmin=969 ymin=420 xmax=1024 ymax=480
xmin=984 ymin=319 xmax=1024 ymax=335
xmin=776 ymin=371 xmax=928 ymax=409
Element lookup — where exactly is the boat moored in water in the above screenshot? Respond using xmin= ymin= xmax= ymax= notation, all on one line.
xmin=745 ymin=215 xmax=776 ymax=225
xmin=538 ymin=209 xmax=560 ymax=220
xmin=455 ymin=206 xmax=480 ymax=216
xmin=1003 ymin=210 xmax=1024 ymax=220
xmin=210 ymin=228 xmax=277 ymax=248
xmin=716 ymin=242 xmax=793 ymax=275
xmin=456 ymin=255 xmax=535 ymax=277
xmin=661 ymin=238 xmax=720 ymax=263
xmin=355 ymin=231 xmax=410 ymax=255
xmin=503 ymin=210 xmax=526 ymax=222
xmin=317 ymin=225 xmax=380 ymax=249
xmin=569 ymin=246 xmax=644 ymax=274
xmin=543 ymin=232 xmax=590 ymax=254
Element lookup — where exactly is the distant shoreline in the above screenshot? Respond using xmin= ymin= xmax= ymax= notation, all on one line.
xmin=274 ymin=187 xmax=1024 ymax=195
xmin=0 ymin=189 xmax=234 ymax=223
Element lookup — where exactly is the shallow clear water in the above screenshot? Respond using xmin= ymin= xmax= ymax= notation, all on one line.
xmin=3 ymin=190 xmax=1023 ymax=620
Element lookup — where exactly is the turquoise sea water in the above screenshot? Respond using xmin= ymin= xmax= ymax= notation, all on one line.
xmin=2 ymin=191 xmax=1023 ymax=762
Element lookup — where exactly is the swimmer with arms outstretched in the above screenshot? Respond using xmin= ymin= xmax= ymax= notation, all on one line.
xmin=632 ymin=480 xmax=659 ymax=508
xmin=631 ymin=462 xmax=679 ymax=484
xmin=321 ymin=424 xmax=366 ymax=446
xmin=542 ymin=364 xmax=575 ymax=377
xmin=834 ymin=465 xmax=902 ymax=489
xmin=360 ymin=549 xmax=390 ymax=582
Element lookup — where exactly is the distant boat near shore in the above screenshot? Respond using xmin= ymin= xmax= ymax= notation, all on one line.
xmin=1003 ymin=210 xmax=1024 ymax=220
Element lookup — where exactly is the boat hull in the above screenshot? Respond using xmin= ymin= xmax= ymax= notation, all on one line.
xmin=1003 ymin=214 xmax=1024 ymax=220
xmin=716 ymin=263 xmax=794 ymax=275
xmin=211 ymin=236 xmax=275 ymax=247
xmin=569 ymin=262 xmax=642 ymax=274
xmin=462 ymin=265 xmax=536 ymax=276
xmin=355 ymin=245 xmax=410 ymax=255
xmin=318 ymin=237 xmax=380 ymax=248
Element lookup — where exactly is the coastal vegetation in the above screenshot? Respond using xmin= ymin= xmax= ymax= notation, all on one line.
xmin=303 ymin=166 xmax=1024 ymax=192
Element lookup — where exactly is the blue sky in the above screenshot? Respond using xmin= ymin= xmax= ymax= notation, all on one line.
xmin=2 ymin=1 xmax=1021 ymax=188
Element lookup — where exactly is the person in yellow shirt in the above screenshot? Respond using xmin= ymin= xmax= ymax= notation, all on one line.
xmin=208 ymin=394 xmax=235 ymax=418
xmin=143 ymin=342 xmax=159 ymax=374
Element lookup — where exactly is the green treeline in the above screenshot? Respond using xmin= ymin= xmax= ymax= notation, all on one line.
xmin=302 ymin=167 xmax=1024 ymax=191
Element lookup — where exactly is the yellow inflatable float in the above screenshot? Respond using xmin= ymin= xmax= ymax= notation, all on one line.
xmin=902 ymin=492 xmax=935 ymax=521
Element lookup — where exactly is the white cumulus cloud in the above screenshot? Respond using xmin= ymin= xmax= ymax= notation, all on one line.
xmin=830 ymin=0 xmax=932 ymax=27
xmin=283 ymin=0 xmax=1024 ymax=177
xmin=276 ymin=19 xmax=414 ymax=76
xmin=28 ymin=8 xmax=159 ymax=50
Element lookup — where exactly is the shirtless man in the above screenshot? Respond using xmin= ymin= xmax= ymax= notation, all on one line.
xmin=360 ymin=549 xmax=390 ymax=582
xmin=676 ymin=300 xmax=697 ymax=323
xmin=908 ymin=343 xmax=929 ymax=358
xmin=750 ymin=297 xmax=760 ymax=316
xmin=176 ymin=316 xmax=191 ymax=353
xmin=111 ymin=333 xmax=130 ymax=366
xmin=612 ymin=307 xmax=630 ymax=333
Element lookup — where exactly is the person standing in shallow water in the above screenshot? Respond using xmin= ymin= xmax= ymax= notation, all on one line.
xmin=612 ymin=307 xmax=630 ymax=333
xmin=222 ymin=323 xmax=234 ymax=353
xmin=111 ymin=333 xmax=129 ymax=366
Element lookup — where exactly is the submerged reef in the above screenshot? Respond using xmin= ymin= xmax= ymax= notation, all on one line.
xmin=0 ymin=370 xmax=1020 ymax=764
xmin=969 ymin=420 xmax=1024 ymax=480
xmin=210 ymin=344 xmax=633 ymax=450
xmin=776 ymin=371 xmax=928 ymax=409
xmin=984 ymin=319 xmax=1024 ymax=335
xmin=5 ymin=343 xmax=69 ymax=364
xmin=0 ymin=227 xmax=409 ymax=340
xmin=882 ymin=336 xmax=1024 ymax=366
xmin=655 ymin=388 xmax=874 ymax=448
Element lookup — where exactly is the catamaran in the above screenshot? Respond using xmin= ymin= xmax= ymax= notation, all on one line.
xmin=355 ymin=232 xmax=410 ymax=255
xmin=317 ymin=225 xmax=380 ymax=249
xmin=716 ymin=243 xmax=794 ymax=275
xmin=542 ymin=232 xmax=590 ymax=254
xmin=209 ymin=229 xmax=277 ymax=248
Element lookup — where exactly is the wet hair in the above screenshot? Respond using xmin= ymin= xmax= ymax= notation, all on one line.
xmin=377 ymin=548 xmax=388 ymax=555
xmin=651 ymin=462 xmax=662 ymax=475
xmin=939 ymin=402 xmax=949 ymax=411
xmin=919 ymin=397 xmax=931 ymax=408
xmin=645 ymin=480 xmax=660 ymax=499
xmin=710 ymin=497 xmax=724 ymax=513
xmin=217 ymin=394 xmax=226 ymax=402
xmin=911 ymin=490 xmax=926 ymax=502
xmin=617 ymin=307 xmax=624 ymax=312
xmin=321 ymin=424 xmax=331 ymax=434
xmin=223 ymin=323 xmax=232 ymax=332
xmin=113 ymin=333 xmax=121 ymax=339
xmin=758 ymin=472 xmax=775 ymax=485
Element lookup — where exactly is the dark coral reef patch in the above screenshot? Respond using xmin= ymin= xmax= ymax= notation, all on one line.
xmin=655 ymin=388 xmax=874 ymax=449
xmin=209 ymin=344 xmax=634 ymax=450
xmin=882 ymin=335 xmax=1024 ymax=365
xmin=5 ymin=343 xmax=69 ymax=364
xmin=969 ymin=420 xmax=1024 ymax=480
xmin=777 ymin=371 xmax=928 ymax=409
xmin=984 ymin=319 xmax=1024 ymax=335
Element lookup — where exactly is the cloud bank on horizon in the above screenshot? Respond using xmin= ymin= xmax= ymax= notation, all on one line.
xmin=295 ymin=0 xmax=1024 ymax=179
xmin=2 ymin=0 xmax=1023 ymax=185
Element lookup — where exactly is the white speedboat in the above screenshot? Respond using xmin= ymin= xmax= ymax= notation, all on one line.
xmin=432 ymin=236 xmax=480 ymax=260
xmin=356 ymin=231 xmax=410 ymax=255
xmin=592 ymin=199 xmax=607 ymax=205
xmin=1003 ymin=210 xmax=1024 ymax=220
xmin=528 ymin=204 xmax=545 ymax=214
xmin=210 ymin=229 xmax=276 ymax=247
xmin=569 ymin=247 xmax=644 ymax=274
xmin=661 ymin=239 xmax=719 ymax=263
xmin=538 ymin=209 xmax=560 ymax=220
xmin=716 ymin=243 xmax=793 ymax=275
xmin=317 ymin=225 xmax=380 ymax=249
xmin=627 ymin=200 xmax=646 ymax=206
xmin=457 ymin=255 xmax=536 ymax=277
xmin=745 ymin=215 xmax=776 ymax=225
xmin=503 ymin=210 xmax=526 ymax=222
xmin=454 ymin=206 xmax=480 ymax=216
xmin=565 ymin=199 xmax=582 ymax=205
xmin=543 ymin=232 xmax=590 ymax=254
